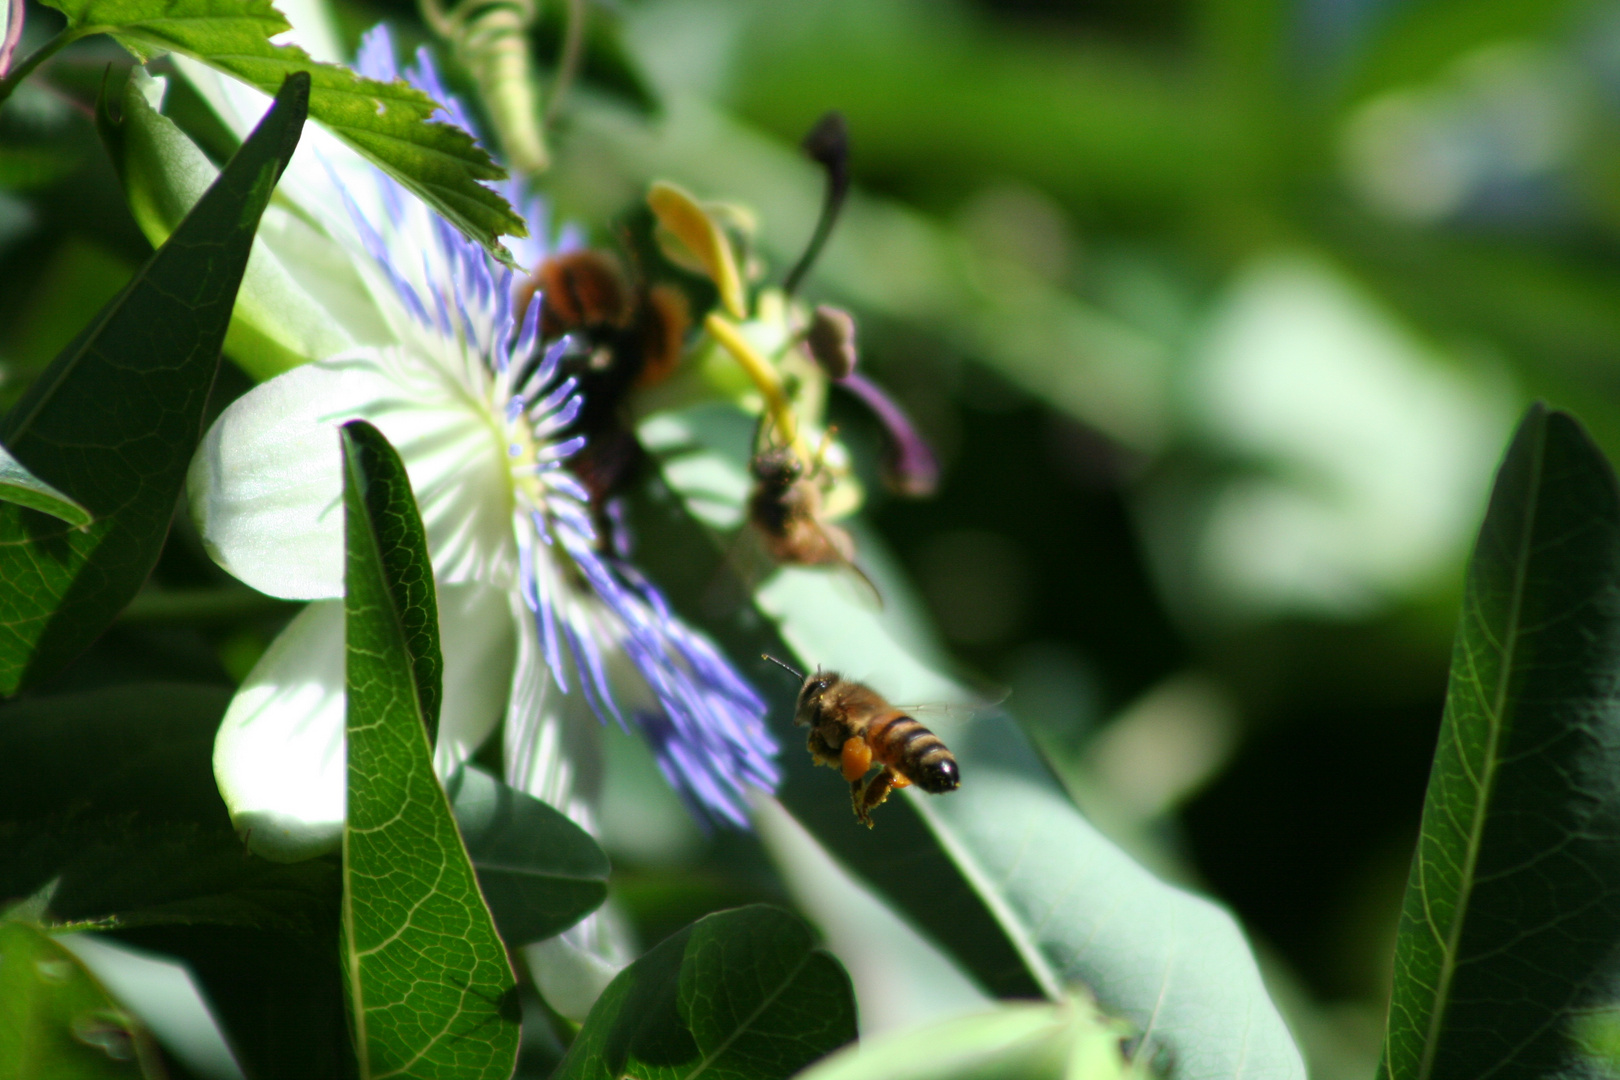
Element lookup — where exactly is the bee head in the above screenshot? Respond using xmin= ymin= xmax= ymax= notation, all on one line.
xmin=751 ymin=447 xmax=803 ymax=488
xmin=794 ymin=669 xmax=839 ymax=726
xmin=916 ymin=756 xmax=960 ymax=794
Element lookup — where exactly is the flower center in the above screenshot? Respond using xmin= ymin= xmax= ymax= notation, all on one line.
xmin=504 ymin=410 xmax=551 ymax=515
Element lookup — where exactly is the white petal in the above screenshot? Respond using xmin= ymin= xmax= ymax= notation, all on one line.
xmin=190 ymin=351 xmax=512 ymax=599
xmin=272 ymin=0 xmax=347 ymax=63
xmin=435 ymin=583 xmax=517 ymax=778
xmin=502 ymin=594 xmax=607 ymax=818
xmin=375 ymin=343 xmax=517 ymax=589
xmin=217 ymin=585 xmax=517 ymax=862
xmin=215 ymin=600 xmax=347 ymax=861
xmin=189 ymin=361 xmax=381 ymax=599
xmin=506 ymin=594 xmax=627 ymax=1023
xmin=501 ymin=588 xmax=553 ymax=794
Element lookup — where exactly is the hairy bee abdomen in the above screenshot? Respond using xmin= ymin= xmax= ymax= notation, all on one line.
xmin=869 ymin=712 xmax=960 ymax=794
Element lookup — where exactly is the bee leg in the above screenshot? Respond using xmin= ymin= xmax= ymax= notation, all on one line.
xmin=856 ymin=767 xmax=906 ymax=826
xmin=850 ymin=778 xmax=872 ymax=827
xmin=807 ymin=729 xmax=841 ymax=770
xmin=808 ymin=426 xmax=837 ymax=481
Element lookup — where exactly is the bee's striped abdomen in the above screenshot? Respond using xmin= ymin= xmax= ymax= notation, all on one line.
xmin=869 ymin=712 xmax=960 ymax=794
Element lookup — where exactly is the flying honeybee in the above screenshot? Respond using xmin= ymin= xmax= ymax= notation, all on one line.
xmin=769 ymin=658 xmax=960 ymax=827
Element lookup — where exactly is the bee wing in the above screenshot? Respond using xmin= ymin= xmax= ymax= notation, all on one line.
xmin=699 ymin=520 xmax=775 ymax=617
xmin=796 ymin=517 xmax=883 ymax=609
xmin=822 ymin=532 xmax=884 ymax=610
xmin=892 ymin=692 xmax=1009 ymax=723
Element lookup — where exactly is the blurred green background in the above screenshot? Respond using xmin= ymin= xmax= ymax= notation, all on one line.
xmin=6 ymin=0 xmax=1617 ymax=1075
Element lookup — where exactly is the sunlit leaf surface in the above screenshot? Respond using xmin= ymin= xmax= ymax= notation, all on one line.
xmin=339 ymin=419 xmax=518 ymax=1079
xmin=0 ymin=921 xmax=161 ymax=1079
xmin=41 ymin=0 xmax=525 ymax=254
xmin=1381 ymin=404 xmax=1620 ymax=1080
xmin=795 ymin=997 xmax=1134 ymax=1080
xmin=0 ymin=443 xmax=90 ymax=526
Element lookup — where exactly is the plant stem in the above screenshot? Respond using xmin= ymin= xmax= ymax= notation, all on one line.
xmin=544 ymin=0 xmax=585 ymax=127
xmin=0 ymin=27 xmax=90 ymax=110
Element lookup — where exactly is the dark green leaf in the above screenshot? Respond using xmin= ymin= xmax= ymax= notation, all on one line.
xmin=340 ymin=419 xmax=518 ymax=1080
xmin=447 ymin=765 xmax=611 ymax=947
xmin=555 ymin=904 xmax=857 ymax=1080
xmin=103 ymin=67 xmax=361 ymax=381
xmin=635 ymin=405 xmax=1304 ymax=1080
xmin=0 ymin=683 xmax=339 ymax=935
xmin=1380 ymin=404 xmax=1620 ymax=1080
xmin=42 ymin=0 xmax=526 ymax=254
xmin=0 ymin=72 xmax=309 ymax=695
xmin=0 ymin=921 xmax=163 ymax=1078
xmin=116 ymin=921 xmax=358 ymax=1080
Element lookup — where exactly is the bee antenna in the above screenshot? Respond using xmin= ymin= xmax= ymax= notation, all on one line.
xmin=782 ymin=111 xmax=850 ymax=298
xmin=761 ymin=653 xmax=805 ymax=681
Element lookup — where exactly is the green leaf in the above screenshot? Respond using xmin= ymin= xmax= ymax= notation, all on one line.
xmin=0 ymin=72 xmax=309 ymax=695
xmin=0 ymin=443 xmax=91 ymax=527
xmin=447 ymin=765 xmax=611 ymax=947
xmin=101 ymin=67 xmax=360 ymax=379
xmin=341 ymin=419 xmax=443 ymax=746
xmin=1379 ymin=404 xmax=1620 ymax=1080
xmin=0 ymin=145 xmax=82 ymax=190
xmin=42 ymin=0 xmax=526 ymax=256
xmin=0 ymin=683 xmax=337 ymax=935
xmin=635 ymin=405 xmax=1304 ymax=1080
xmin=339 ymin=419 xmax=517 ymax=1080
xmin=795 ymin=998 xmax=1136 ymax=1080
xmin=0 ymin=921 xmax=163 ymax=1079
xmin=554 ymin=904 xmax=857 ymax=1080
xmin=1344 ymin=0 xmax=1586 ymax=108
